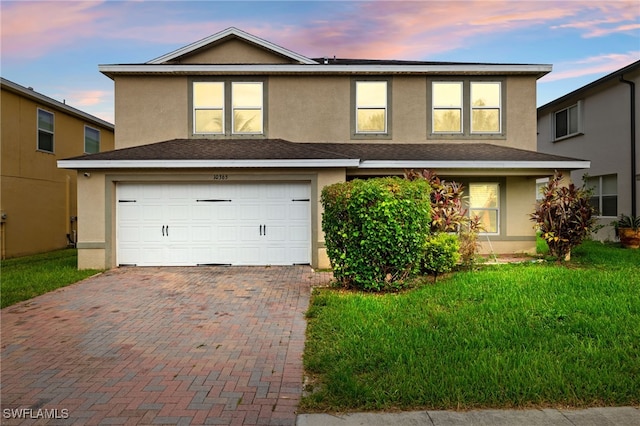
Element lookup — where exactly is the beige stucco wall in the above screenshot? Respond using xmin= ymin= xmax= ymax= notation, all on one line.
xmin=1 ymin=87 xmax=114 ymax=258
xmin=173 ymin=38 xmax=295 ymax=65
xmin=268 ymin=76 xmax=351 ymax=142
xmin=113 ymin=74 xmax=539 ymax=148
xmin=315 ymin=168 xmax=347 ymax=269
xmin=505 ymin=176 xmax=537 ymax=238
xmin=114 ymin=76 xmax=188 ymax=148
xmin=504 ymin=76 xmax=538 ymax=151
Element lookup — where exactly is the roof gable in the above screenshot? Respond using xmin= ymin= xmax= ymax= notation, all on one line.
xmin=147 ymin=27 xmax=317 ymax=65
xmin=538 ymin=59 xmax=640 ymax=113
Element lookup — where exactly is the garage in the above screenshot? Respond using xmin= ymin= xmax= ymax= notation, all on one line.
xmin=116 ymin=182 xmax=311 ymax=266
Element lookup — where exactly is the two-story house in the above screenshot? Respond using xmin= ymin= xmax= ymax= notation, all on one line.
xmin=58 ymin=27 xmax=589 ymax=270
xmin=537 ymin=60 xmax=640 ymax=242
xmin=1 ymin=77 xmax=114 ymax=258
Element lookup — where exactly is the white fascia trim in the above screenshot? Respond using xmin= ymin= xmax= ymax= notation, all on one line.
xmin=358 ymin=160 xmax=591 ymax=169
xmin=147 ymin=27 xmax=318 ymax=65
xmin=57 ymin=159 xmax=360 ymax=169
xmin=98 ymin=64 xmax=552 ymax=76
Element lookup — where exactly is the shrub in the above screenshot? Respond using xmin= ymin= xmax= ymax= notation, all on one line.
xmin=422 ymin=233 xmax=460 ymax=281
xmin=405 ymin=169 xmax=484 ymax=266
xmin=458 ymin=215 xmax=483 ymax=268
xmin=405 ymin=169 xmax=466 ymax=233
xmin=321 ymin=177 xmax=431 ymax=291
xmin=530 ymin=171 xmax=597 ymax=260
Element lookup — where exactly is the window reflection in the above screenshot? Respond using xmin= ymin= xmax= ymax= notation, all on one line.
xmin=356 ymin=81 xmax=387 ymax=133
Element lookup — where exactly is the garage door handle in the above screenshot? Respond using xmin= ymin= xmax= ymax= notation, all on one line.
xmin=259 ymin=224 xmax=263 ymax=236
xmin=166 ymin=226 xmax=169 ymax=236
xmin=263 ymin=224 xmax=266 ymax=236
xmin=162 ymin=225 xmax=165 ymax=236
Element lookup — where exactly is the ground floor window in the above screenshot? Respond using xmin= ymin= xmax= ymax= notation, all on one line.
xmin=469 ymin=183 xmax=500 ymax=234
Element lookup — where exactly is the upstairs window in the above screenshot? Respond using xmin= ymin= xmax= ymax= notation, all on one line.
xmin=469 ymin=183 xmax=500 ymax=234
xmin=587 ymin=174 xmax=617 ymax=217
xmin=429 ymin=80 xmax=503 ymax=137
xmin=471 ymin=82 xmax=501 ymax=133
xmin=432 ymin=82 xmax=462 ymax=133
xmin=554 ymin=102 xmax=582 ymax=140
xmin=232 ymin=82 xmax=263 ymax=134
xmin=192 ymin=81 xmax=264 ymax=136
xmin=84 ymin=126 xmax=100 ymax=154
xmin=194 ymin=82 xmax=224 ymax=134
xmin=355 ymin=81 xmax=387 ymax=134
xmin=37 ymin=108 xmax=54 ymax=152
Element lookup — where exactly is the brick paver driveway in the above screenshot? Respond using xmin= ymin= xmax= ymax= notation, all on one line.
xmin=1 ymin=266 xmax=332 ymax=425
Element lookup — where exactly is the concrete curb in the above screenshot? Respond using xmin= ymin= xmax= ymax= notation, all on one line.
xmin=297 ymin=406 xmax=640 ymax=425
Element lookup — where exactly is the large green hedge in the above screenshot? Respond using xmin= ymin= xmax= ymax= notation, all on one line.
xmin=321 ymin=177 xmax=431 ymax=291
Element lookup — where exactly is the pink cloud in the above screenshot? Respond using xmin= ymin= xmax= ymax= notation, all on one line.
xmin=1 ymin=1 xmax=109 ymax=59
xmin=64 ymin=89 xmax=111 ymax=107
xmin=2 ymin=0 xmax=638 ymax=64
xmin=540 ymin=51 xmax=640 ymax=82
xmin=263 ymin=1 xmax=639 ymax=60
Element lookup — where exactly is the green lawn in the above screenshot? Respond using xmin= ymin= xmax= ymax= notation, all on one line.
xmin=302 ymin=241 xmax=640 ymax=412
xmin=1 ymin=249 xmax=102 ymax=308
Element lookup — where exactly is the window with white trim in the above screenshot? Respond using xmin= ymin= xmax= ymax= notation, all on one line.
xmin=192 ymin=81 xmax=264 ymax=136
xmin=471 ymin=82 xmax=501 ymax=133
xmin=37 ymin=108 xmax=54 ymax=152
xmin=587 ymin=174 xmax=617 ymax=217
xmin=469 ymin=183 xmax=500 ymax=234
xmin=194 ymin=82 xmax=224 ymax=134
xmin=232 ymin=82 xmax=263 ymax=134
xmin=432 ymin=82 xmax=462 ymax=133
xmin=355 ymin=81 xmax=387 ymax=134
xmin=84 ymin=126 xmax=100 ymax=154
xmin=554 ymin=102 xmax=582 ymax=140
xmin=430 ymin=80 xmax=503 ymax=136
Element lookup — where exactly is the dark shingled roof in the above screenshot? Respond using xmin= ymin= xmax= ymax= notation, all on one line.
xmin=309 ymin=58 xmax=538 ymax=67
xmin=63 ymin=138 xmax=584 ymax=163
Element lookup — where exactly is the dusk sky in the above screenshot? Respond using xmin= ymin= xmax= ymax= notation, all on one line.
xmin=2 ymin=0 xmax=639 ymax=124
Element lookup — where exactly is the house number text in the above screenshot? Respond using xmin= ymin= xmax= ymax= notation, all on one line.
xmin=213 ymin=174 xmax=229 ymax=180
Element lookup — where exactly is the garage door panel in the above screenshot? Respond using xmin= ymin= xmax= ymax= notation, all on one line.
xmin=217 ymin=225 xmax=238 ymax=241
xmin=190 ymin=225 xmax=213 ymax=242
xmin=264 ymin=225 xmax=286 ymax=241
xmin=117 ymin=182 xmax=310 ymax=266
xmin=288 ymin=225 xmax=309 ymax=241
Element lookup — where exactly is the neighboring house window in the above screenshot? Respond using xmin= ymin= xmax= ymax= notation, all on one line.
xmin=554 ymin=102 xmax=582 ymax=140
xmin=469 ymin=183 xmax=500 ymax=234
xmin=192 ymin=81 xmax=264 ymax=136
xmin=429 ymin=80 xmax=504 ymax=137
xmin=84 ymin=126 xmax=100 ymax=154
xmin=37 ymin=108 xmax=54 ymax=152
xmin=355 ymin=81 xmax=388 ymax=134
xmin=587 ymin=174 xmax=617 ymax=217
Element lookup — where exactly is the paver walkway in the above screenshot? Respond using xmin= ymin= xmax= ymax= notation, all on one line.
xmin=1 ymin=266 xmax=332 ymax=425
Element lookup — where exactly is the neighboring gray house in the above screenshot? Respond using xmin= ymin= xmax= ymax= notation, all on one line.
xmin=537 ymin=60 xmax=640 ymax=241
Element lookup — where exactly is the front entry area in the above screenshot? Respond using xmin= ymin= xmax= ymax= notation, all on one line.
xmin=116 ymin=182 xmax=311 ymax=266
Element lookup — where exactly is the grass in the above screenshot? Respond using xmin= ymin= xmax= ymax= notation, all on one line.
xmin=302 ymin=240 xmax=640 ymax=412
xmin=1 ymin=249 xmax=102 ymax=308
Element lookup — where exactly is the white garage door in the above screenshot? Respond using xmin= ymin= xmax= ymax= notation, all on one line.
xmin=117 ymin=182 xmax=311 ymax=266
